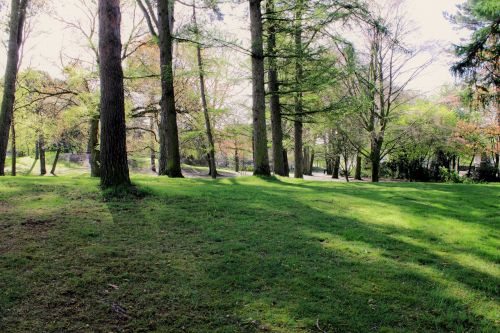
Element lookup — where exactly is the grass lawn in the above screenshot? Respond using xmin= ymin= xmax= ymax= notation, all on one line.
xmin=0 ymin=175 xmax=498 ymax=332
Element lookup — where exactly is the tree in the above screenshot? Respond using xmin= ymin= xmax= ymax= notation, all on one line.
xmin=98 ymin=0 xmax=130 ymax=187
xmin=192 ymin=1 xmax=217 ymax=178
xmin=293 ymin=0 xmax=304 ymax=178
xmin=447 ymin=0 xmax=500 ymax=176
xmin=158 ymin=0 xmax=183 ymax=177
xmin=137 ymin=0 xmax=183 ymax=177
xmin=58 ymin=0 xmax=147 ymax=178
xmin=266 ymin=0 xmax=286 ymax=176
xmin=249 ymin=0 xmax=270 ymax=176
xmin=0 ymin=0 xmax=29 ymax=175
xmin=335 ymin=4 xmax=430 ymax=182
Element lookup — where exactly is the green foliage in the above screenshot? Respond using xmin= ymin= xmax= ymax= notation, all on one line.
xmin=448 ymin=0 xmax=499 ymax=102
xmin=439 ymin=166 xmax=464 ymax=183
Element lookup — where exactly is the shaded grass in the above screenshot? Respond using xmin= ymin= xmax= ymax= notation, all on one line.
xmin=0 ymin=175 xmax=499 ymax=332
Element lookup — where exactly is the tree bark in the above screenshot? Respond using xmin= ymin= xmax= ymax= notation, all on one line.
xmin=355 ymin=154 xmax=362 ymax=180
xmin=302 ymin=147 xmax=309 ymax=175
xmin=158 ymin=0 xmax=183 ymax=177
xmin=150 ymin=115 xmax=156 ymax=173
xmin=193 ymin=5 xmax=216 ymax=179
xmin=11 ymin=117 xmax=16 ymax=176
xmin=283 ymin=148 xmax=289 ymax=176
xmin=467 ymin=154 xmax=475 ymax=177
xmin=28 ymin=140 xmax=38 ymax=175
xmin=234 ymin=146 xmax=240 ymax=172
xmin=38 ymin=135 xmax=46 ymax=175
xmin=266 ymin=0 xmax=286 ymax=176
xmin=50 ymin=147 xmax=61 ymax=175
xmin=98 ymin=0 xmax=130 ymax=188
xmin=309 ymin=149 xmax=315 ymax=176
xmin=249 ymin=0 xmax=270 ymax=176
xmin=0 ymin=0 xmax=28 ymax=175
xmin=343 ymin=153 xmax=349 ymax=182
xmin=370 ymin=138 xmax=382 ymax=182
xmin=293 ymin=0 xmax=303 ymax=179
xmin=87 ymin=113 xmax=100 ymax=177
xmin=332 ymin=156 xmax=340 ymax=179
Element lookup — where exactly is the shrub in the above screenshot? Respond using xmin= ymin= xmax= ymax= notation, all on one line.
xmin=439 ymin=166 xmax=464 ymax=183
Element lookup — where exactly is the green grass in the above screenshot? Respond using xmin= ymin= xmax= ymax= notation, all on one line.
xmin=0 ymin=175 xmax=499 ymax=332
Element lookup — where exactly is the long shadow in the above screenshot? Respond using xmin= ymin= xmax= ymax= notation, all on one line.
xmin=264 ymin=177 xmax=500 ymax=258
xmin=1 ymin=177 xmax=498 ymax=332
xmin=122 ymin=178 xmax=499 ymax=331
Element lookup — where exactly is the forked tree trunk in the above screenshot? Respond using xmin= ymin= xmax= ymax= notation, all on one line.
xmin=266 ymin=0 xmax=286 ymax=176
xmin=249 ymin=0 xmax=270 ymax=176
xmin=98 ymin=0 xmax=130 ymax=188
xmin=87 ymin=113 xmax=100 ymax=177
xmin=158 ymin=0 xmax=183 ymax=177
xmin=0 ymin=0 xmax=28 ymax=176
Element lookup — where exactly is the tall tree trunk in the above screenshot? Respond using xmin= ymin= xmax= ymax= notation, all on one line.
xmin=370 ymin=138 xmax=382 ymax=182
xmin=38 ymin=135 xmax=46 ymax=175
xmin=11 ymin=117 xmax=16 ymax=176
xmin=293 ymin=0 xmax=303 ymax=179
xmin=249 ymin=0 xmax=270 ymax=176
xmin=150 ymin=115 xmax=156 ymax=173
xmin=98 ymin=0 xmax=130 ymax=188
xmin=87 ymin=113 xmax=100 ymax=177
xmin=158 ymin=0 xmax=183 ymax=177
xmin=355 ymin=153 xmax=362 ymax=180
xmin=0 ymin=0 xmax=28 ymax=176
xmin=234 ymin=146 xmax=240 ymax=172
xmin=467 ymin=153 xmax=475 ymax=177
xmin=283 ymin=148 xmax=289 ymax=176
xmin=332 ymin=156 xmax=340 ymax=179
xmin=28 ymin=140 xmax=38 ymax=175
xmin=193 ymin=5 xmax=216 ymax=179
xmin=343 ymin=154 xmax=349 ymax=182
xmin=50 ymin=147 xmax=61 ymax=175
xmin=310 ymin=149 xmax=315 ymax=175
xmin=326 ymin=159 xmax=333 ymax=175
xmin=302 ymin=147 xmax=309 ymax=175
xmin=266 ymin=0 xmax=286 ymax=176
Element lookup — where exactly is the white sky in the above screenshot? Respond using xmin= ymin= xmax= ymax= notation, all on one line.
xmin=0 ymin=0 xmax=467 ymax=95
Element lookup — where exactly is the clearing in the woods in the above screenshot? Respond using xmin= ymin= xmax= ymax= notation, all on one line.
xmin=0 ymin=176 xmax=499 ymax=332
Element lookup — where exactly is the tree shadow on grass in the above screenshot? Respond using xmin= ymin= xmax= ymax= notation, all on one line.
xmin=1 ymin=177 xmax=498 ymax=332
xmin=105 ymin=178 xmax=499 ymax=332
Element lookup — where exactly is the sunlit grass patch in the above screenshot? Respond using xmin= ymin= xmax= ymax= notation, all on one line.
xmin=0 ymin=175 xmax=498 ymax=332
